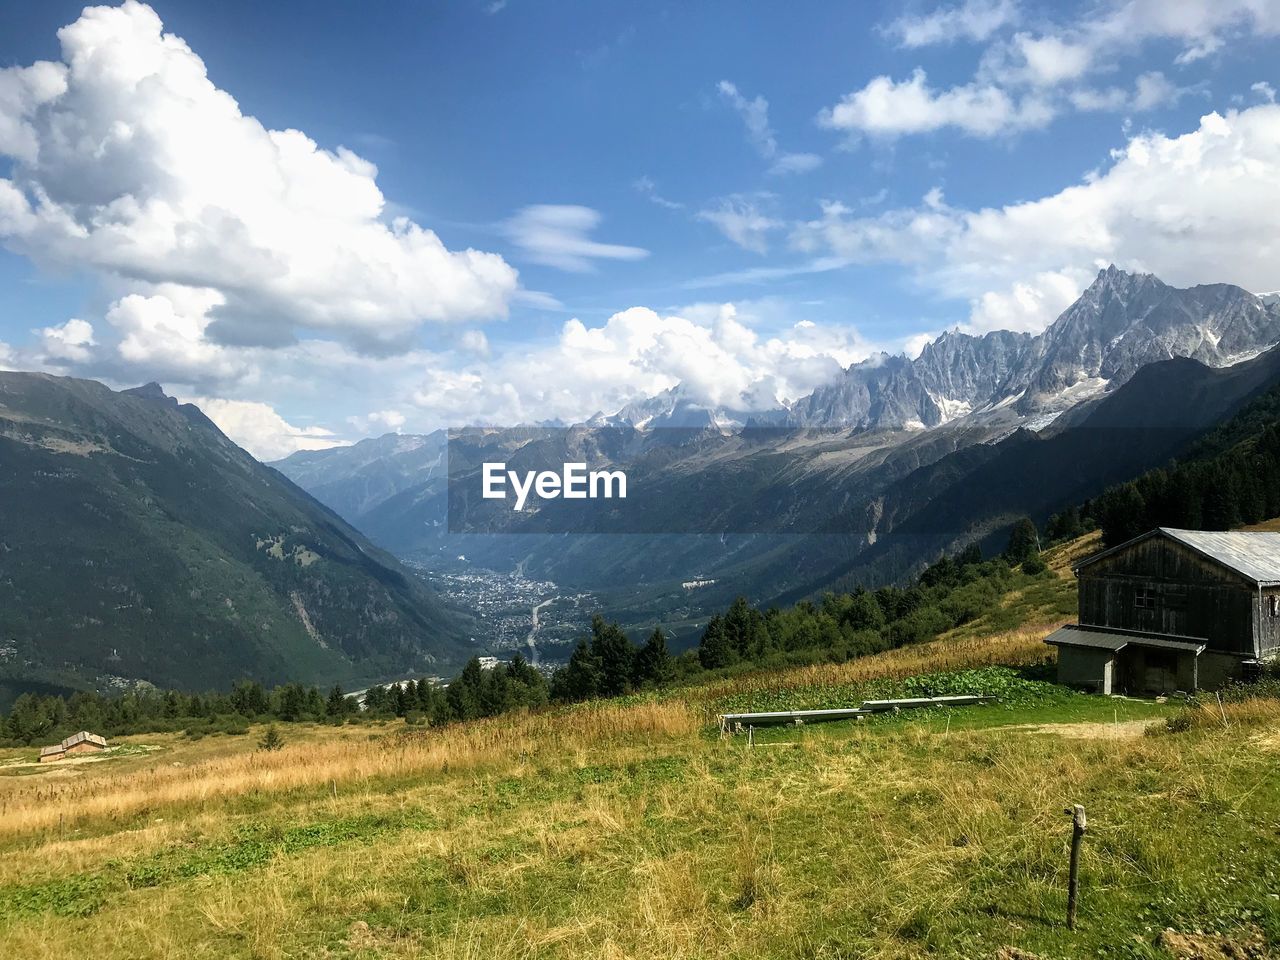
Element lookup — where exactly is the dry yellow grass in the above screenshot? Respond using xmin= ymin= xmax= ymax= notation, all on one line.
xmin=0 ymin=700 xmax=697 ymax=841
xmin=1 ymin=611 xmax=1276 ymax=960
xmin=1044 ymin=530 xmax=1102 ymax=576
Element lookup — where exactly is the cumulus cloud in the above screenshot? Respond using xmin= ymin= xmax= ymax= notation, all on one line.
xmin=406 ymin=304 xmax=869 ymax=426
xmin=696 ymin=196 xmax=783 ymax=254
xmin=717 ymin=80 xmax=823 ymax=175
xmin=502 ymin=205 xmax=648 ymax=272
xmin=347 ymin=409 xmax=407 ymax=434
xmin=0 ymin=1 xmax=519 ymax=356
xmin=818 ymin=69 xmax=1054 ymax=139
xmin=797 ymin=105 xmax=1280 ymax=331
xmin=184 ymin=396 xmax=344 ymax=461
xmin=883 ymin=0 xmax=1019 ymax=48
xmin=38 ymin=318 xmax=96 ymax=364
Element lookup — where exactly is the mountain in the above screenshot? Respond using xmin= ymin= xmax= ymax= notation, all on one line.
xmin=588 ymin=383 xmax=787 ymax=431
xmin=812 ymin=341 xmax=1280 ymax=595
xmin=0 ymin=373 xmax=468 ymax=701
xmin=788 ymin=266 xmax=1280 ymax=430
xmin=276 ymin=430 xmax=448 ymax=522
xmin=271 ymin=268 xmax=1280 ymax=638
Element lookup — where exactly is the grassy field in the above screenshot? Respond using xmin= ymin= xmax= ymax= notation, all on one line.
xmin=1 ymin=538 xmax=1278 ymax=959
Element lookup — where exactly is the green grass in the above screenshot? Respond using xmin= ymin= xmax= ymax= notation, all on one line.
xmin=0 ymin=684 xmax=1275 ymax=959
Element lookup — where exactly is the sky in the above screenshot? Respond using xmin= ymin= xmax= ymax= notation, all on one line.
xmin=1 ymin=0 xmax=1279 ymax=458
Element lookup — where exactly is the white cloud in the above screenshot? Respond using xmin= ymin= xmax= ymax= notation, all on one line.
xmin=1090 ymin=1 xmax=1280 ymax=64
xmin=964 ymin=271 xmax=1087 ymax=333
xmin=837 ymin=0 xmax=1280 ymax=143
xmin=818 ymin=69 xmax=1054 ymax=139
xmin=1254 ymin=81 xmax=1278 ymax=103
xmin=38 ymin=318 xmax=96 ymax=364
xmin=883 ymin=0 xmax=1019 ymax=48
xmin=0 ymin=1 xmax=519 ymax=356
xmin=717 ymin=80 xmax=823 ymax=175
xmin=798 ymin=105 xmax=1280 ymax=330
xmin=632 ymin=175 xmax=683 ymax=210
xmin=459 ymin=329 xmax=490 ymax=356
xmin=347 ymin=409 xmax=406 ymax=434
xmin=1005 ymin=34 xmax=1092 ymax=86
xmin=0 ymin=341 xmax=15 ymax=371
xmin=185 ymin=396 xmax=344 ymax=461
xmin=768 ymin=152 xmax=823 ymax=176
xmin=696 ymin=196 xmax=782 ymax=254
xmin=106 ymin=287 xmax=247 ymax=385
xmin=1070 ymin=71 xmax=1182 ymax=113
xmin=502 ymin=204 xmax=648 ymax=272
xmin=405 ymin=303 xmax=868 ymax=426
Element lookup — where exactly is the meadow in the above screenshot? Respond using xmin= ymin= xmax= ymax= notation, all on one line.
xmin=0 ymin=539 xmax=1278 ymax=959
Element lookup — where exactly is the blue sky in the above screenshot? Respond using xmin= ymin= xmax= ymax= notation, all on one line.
xmin=1 ymin=1 xmax=1279 ymax=457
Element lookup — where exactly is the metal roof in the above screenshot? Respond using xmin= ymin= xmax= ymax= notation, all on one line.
xmin=1074 ymin=527 xmax=1280 ymax=585
xmin=1045 ymin=624 xmax=1207 ymax=654
xmin=1159 ymin=528 xmax=1280 ymax=585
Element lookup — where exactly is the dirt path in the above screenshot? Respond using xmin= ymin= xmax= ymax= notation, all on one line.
xmin=1010 ymin=719 xmax=1153 ymax=739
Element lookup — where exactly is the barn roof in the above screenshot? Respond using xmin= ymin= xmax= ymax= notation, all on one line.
xmin=1074 ymin=527 xmax=1280 ymax=585
xmin=60 ymin=731 xmax=107 ymax=749
xmin=1045 ymin=624 xmax=1207 ymax=654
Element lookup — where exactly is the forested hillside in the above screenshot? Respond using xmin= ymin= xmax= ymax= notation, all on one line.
xmin=0 ymin=373 xmax=468 ymax=706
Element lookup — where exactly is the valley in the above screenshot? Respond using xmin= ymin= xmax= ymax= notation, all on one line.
xmin=272 ymin=268 xmax=1280 ymax=660
xmin=406 ymin=561 xmax=596 ymax=665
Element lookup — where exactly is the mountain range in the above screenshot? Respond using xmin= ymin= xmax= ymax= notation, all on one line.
xmin=788 ymin=265 xmax=1278 ymax=430
xmin=0 ymin=374 xmax=468 ymax=704
xmin=4 ymin=266 xmax=1278 ymax=698
xmin=273 ymin=267 xmax=1280 ymax=638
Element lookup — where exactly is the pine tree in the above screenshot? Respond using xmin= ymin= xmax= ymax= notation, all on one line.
xmin=634 ymin=627 xmax=674 ymax=687
xmin=550 ymin=639 xmax=601 ymax=702
xmin=258 ymin=724 xmax=285 ymax=752
xmin=697 ymin=615 xmax=735 ymax=669
xmin=590 ymin=615 xmax=636 ymax=697
xmin=325 ymin=684 xmax=347 ymax=719
xmin=446 ymin=659 xmax=486 ymax=720
xmin=1004 ymin=517 xmax=1040 ymax=564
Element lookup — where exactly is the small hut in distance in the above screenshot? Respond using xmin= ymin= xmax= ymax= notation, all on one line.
xmin=39 ymin=731 xmax=109 ymax=763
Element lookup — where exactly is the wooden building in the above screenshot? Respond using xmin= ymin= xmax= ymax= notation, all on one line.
xmin=38 ymin=731 xmax=108 ymax=762
xmin=1046 ymin=528 xmax=1280 ymax=695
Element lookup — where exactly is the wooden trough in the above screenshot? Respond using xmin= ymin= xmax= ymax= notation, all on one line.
xmin=717 ymin=694 xmax=994 ymax=735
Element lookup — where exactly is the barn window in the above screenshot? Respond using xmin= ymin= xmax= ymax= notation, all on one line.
xmin=1269 ymin=596 xmax=1279 ymax=617
xmin=1134 ymin=589 xmax=1156 ymax=610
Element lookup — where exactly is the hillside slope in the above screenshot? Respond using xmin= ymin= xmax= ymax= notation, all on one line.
xmin=0 ymin=373 xmax=468 ymax=698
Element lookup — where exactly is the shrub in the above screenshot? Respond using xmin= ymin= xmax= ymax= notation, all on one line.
xmin=257 ymin=724 xmax=285 ymax=752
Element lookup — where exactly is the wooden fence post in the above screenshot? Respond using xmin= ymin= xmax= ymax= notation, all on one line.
xmin=1065 ymin=804 xmax=1087 ymax=930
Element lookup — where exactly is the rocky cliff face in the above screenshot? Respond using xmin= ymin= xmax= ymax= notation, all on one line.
xmin=789 ymin=267 xmax=1280 ymax=430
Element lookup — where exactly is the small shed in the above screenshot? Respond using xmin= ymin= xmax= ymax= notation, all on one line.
xmin=38 ymin=743 xmax=66 ymax=763
xmin=38 ymin=731 xmax=108 ymax=762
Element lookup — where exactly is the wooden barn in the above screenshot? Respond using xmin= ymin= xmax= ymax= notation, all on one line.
xmin=38 ymin=731 xmax=108 ymax=762
xmin=1045 ymin=528 xmax=1280 ymax=695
